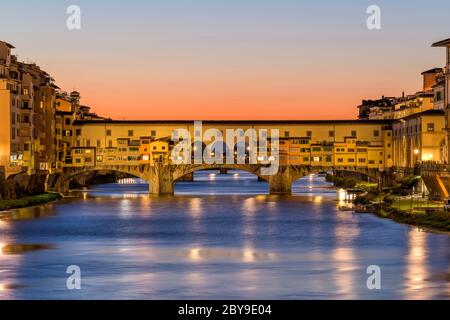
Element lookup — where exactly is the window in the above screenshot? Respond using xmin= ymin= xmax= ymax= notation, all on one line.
xmin=348 ymin=148 xmax=355 ymax=153
xmin=312 ymin=147 xmax=321 ymax=152
xmin=387 ymin=132 xmax=391 ymax=137
xmin=427 ymin=123 xmax=434 ymax=132
xmin=106 ymin=130 xmax=111 ymax=136
xmin=337 ymin=158 xmax=343 ymax=163
xmin=86 ymin=140 xmax=91 ymax=147
xmin=325 ymin=156 xmax=332 ymax=162
xmin=369 ymin=160 xmax=375 ymax=164
xmin=76 ymin=140 xmax=81 ymax=147
xmin=65 ymin=118 xmax=71 ymax=125
xmin=97 ymin=140 xmax=101 ymax=148
xmin=96 ymin=156 xmax=103 ymax=162
xmin=374 ymin=130 xmax=379 ymax=137
xmin=348 ymin=158 xmax=355 ymax=163
xmin=22 ymin=101 xmax=29 ymax=109
xmin=284 ymin=131 xmax=290 ymax=138
xmin=75 ymin=159 xmax=81 ymax=164
xmin=128 ymin=130 xmax=134 ymax=137
xmin=11 ymin=127 xmax=15 ymax=139
xmin=12 ymin=112 xmax=15 ymax=125
xmin=436 ymin=91 xmax=442 ymax=101
xmin=358 ymin=158 xmax=366 ymax=163
xmin=85 ymin=158 xmax=92 ymax=163
xmin=23 ymin=88 xmax=29 ymax=95
xmin=76 ymin=129 xmax=82 ymax=136
xmin=351 ymin=130 xmax=357 ymax=137
xmin=303 ymin=157 xmax=309 ymax=161
xmin=24 ymin=143 xmax=29 ymax=151
xmin=306 ymin=131 xmax=312 ymax=137
xmin=151 ymin=130 xmax=156 ymax=137
xmin=108 ymin=140 xmax=113 ymax=148
xmin=329 ymin=131 xmax=334 ymax=138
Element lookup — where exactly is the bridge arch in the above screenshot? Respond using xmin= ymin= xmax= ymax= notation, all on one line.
xmin=172 ymin=164 xmax=268 ymax=182
xmin=48 ymin=165 xmax=152 ymax=193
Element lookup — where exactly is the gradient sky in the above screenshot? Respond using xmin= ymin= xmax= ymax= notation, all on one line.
xmin=1 ymin=0 xmax=450 ymax=120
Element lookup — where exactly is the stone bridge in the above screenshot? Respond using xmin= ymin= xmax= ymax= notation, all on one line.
xmin=47 ymin=164 xmax=385 ymax=195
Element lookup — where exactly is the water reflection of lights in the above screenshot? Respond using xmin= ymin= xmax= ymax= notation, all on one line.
xmin=243 ymin=247 xmax=255 ymax=263
xmin=189 ymin=248 xmax=202 ymax=262
xmin=189 ymin=198 xmax=203 ymax=217
xmin=0 ymin=219 xmax=7 ymax=229
xmin=313 ymin=196 xmax=323 ymax=203
xmin=233 ymin=173 xmax=239 ymax=179
xmin=338 ymin=189 xmax=355 ymax=208
xmin=117 ymin=178 xmax=146 ymax=184
xmin=405 ymin=229 xmax=431 ymax=299
xmin=243 ymin=198 xmax=257 ymax=215
xmin=208 ymin=173 xmax=217 ymax=181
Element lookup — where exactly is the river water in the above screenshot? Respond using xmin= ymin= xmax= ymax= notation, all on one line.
xmin=0 ymin=171 xmax=448 ymax=299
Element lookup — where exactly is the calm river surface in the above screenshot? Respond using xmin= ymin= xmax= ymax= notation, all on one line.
xmin=0 ymin=171 xmax=448 ymax=299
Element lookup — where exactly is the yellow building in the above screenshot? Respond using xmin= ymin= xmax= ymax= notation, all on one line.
xmin=69 ymin=120 xmax=393 ymax=171
xmin=392 ymin=109 xmax=446 ymax=167
xmin=0 ymin=40 xmax=57 ymax=175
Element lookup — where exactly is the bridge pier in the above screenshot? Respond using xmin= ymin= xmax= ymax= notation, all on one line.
xmin=266 ymin=166 xmax=294 ymax=194
xmin=149 ymin=163 xmax=174 ymax=195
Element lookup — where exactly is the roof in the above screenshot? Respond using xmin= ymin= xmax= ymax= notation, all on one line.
xmin=432 ymin=38 xmax=450 ymax=47
xmin=397 ymin=109 xmax=445 ymax=121
xmin=0 ymin=40 xmax=15 ymax=49
xmin=74 ymin=119 xmax=392 ymax=126
xmin=421 ymin=68 xmax=443 ymax=74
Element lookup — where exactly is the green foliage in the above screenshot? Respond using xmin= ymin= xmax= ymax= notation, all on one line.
xmin=0 ymin=193 xmax=61 ymax=211
xmin=326 ymin=175 xmax=358 ymax=189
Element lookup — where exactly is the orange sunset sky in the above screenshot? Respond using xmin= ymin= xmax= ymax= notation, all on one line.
xmin=2 ymin=0 xmax=450 ymax=120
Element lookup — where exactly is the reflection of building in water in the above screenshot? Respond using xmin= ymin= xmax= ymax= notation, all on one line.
xmin=404 ymin=229 xmax=433 ymax=299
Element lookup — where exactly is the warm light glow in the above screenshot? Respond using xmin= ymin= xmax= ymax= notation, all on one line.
xmin=0 ymin=242 xmax=5 ymax=256
xmin=142 ymin=155 xmax=150 ymax=161
xmin=243 ymin=247 xmax=255 ymax=263
xmin=188 ymin=248 xmax=202 ymax=262
xmin=313 ymin=196 xmax=323 ymax=203
xmin=421 ymin=154 xmax=433 ymax=161
xmin=405 ymin=230 xmax=431 ymax=298
xmin=414 ymin=149 xmax=419 ymax=155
